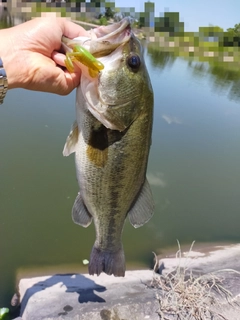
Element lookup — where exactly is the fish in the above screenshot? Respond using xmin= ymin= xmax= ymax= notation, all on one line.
xmin=63 ymin=18 xmax=154 ymax=277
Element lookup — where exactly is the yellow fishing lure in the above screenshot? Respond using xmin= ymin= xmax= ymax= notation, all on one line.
xmin=65 ymin=45 xmax=104 ymax=78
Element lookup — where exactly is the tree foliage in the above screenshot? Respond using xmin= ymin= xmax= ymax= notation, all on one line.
xmin=227 ymin=23 xmax=240 ymax=36
xmin=155 ymin=12 xmax=184 ymax=35
xmin=199 ymin=26 xmax=223 ymax=35
xmin=105 ymin=6 xmax=115 ymax=19
xmin=224 ymin=23 xmax=240 ymax=47
xmin=98 ymin=5 xmax=115 ymax=21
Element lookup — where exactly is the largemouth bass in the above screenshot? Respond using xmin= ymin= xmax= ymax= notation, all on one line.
xmin=63 ymin=18 xmax=154 ymax=277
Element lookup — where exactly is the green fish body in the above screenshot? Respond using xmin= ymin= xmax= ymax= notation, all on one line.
xmin=63 ymin=19 xmax=154 ymax=277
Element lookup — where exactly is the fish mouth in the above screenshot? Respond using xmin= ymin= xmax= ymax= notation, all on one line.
xmin=92 ymin=17 xmax=132 ymax=41
xmin=62 ymin=17 xmax=132 ymax=57
xmin=83 ymin=17 xmax=132 ymax=57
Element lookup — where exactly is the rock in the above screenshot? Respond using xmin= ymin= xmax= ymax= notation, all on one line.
xmin=15 ymin=244 xmax=240 ymax=320
xmin=18 ymin=270 xmax=159 ymax=320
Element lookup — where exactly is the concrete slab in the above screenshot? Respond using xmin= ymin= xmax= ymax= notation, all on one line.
xmin=18 ymin=270 xmax=159 ymax=320
xmin=15 ymin=244 xmax=240 ymax=320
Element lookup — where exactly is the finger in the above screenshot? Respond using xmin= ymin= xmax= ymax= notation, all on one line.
xmin=43 ymin=69 xmax=81 ymax=96
xmin=52 ymin=51 xmax=83 ymax=75
xmin=52 ymin=71 xmax=81 ymax=96
xmin=64 ymin=70 xmax=81 ymax=91
xmin=52 ymin=51 xmax=66 ymax=67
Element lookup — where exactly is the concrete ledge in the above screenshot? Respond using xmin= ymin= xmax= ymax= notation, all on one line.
xmin=15 ymin=244 xmax=240 ymax=320
xmin=18 ymin=270 xmax=158 ymax=320
xmin=158 ymin=243 xmax=240 ymax=275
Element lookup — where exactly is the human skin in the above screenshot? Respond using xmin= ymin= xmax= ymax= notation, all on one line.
xmin=0 ymin=18 xmax=89 ymax=95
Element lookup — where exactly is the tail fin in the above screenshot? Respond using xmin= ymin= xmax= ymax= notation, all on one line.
xmin=88 ymin=245 xmax=125 ymax=277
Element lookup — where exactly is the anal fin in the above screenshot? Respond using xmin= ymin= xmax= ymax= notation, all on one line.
xmin=128 ymin=179 xmax=154 ymax=228
xmin=72 ymin=192 xmax=92 ymax=227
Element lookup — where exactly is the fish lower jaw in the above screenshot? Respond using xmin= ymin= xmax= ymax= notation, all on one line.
xmin=88 ymin=245 xmax=125 ymax=277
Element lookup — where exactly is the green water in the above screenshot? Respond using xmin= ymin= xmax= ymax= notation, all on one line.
xmin=1 ymin=22 xmax=240 ymax=313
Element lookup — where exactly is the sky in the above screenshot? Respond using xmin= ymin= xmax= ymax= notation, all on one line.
xmin=114 ymin=0 xmax=240 ymax=31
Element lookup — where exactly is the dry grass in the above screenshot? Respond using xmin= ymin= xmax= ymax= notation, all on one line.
xmin=150 ymin=241 xmax=240 ymax=320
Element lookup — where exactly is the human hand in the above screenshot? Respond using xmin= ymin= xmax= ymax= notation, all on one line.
xmin=0 ymin=18 xmax=89 ymax=95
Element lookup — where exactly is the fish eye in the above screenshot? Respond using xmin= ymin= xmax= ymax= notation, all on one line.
xmin=127 ymin=53 xmax=141 ymax=71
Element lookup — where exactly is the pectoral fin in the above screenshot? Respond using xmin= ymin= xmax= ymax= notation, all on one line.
xmin=63 ymin=121 xmax=79 ymax=156
xmin=72 ymin=192 xmax=92 ymax=227
xmin=128 ymin=179 xmax=154 ymax=228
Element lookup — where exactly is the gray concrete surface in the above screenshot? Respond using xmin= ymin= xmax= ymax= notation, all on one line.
xmin=18 ymin=270 xmax=159 ymax=320
xmin=14 ymin=244 xmax=240 ymax=320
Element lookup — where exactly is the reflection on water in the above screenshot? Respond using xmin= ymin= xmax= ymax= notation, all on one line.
xmin=147 ymin=46 xmax=176 ymax=69
xmin=148 ymin=44 xmax=240 ymax=102
xmin=188 ymin=61 xmax=240 ymax=102
xmin=1 ymin=14 xmax=240 ymax=313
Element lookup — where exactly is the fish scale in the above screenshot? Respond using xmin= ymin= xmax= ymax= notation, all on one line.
xmin=63 ymin=18 xmax=154 ymax=277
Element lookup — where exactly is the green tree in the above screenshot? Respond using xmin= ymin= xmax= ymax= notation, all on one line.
xmin=154 ymin=12 xmax=184 ymax=35
xmin=198 ymin=26 xmax=224 ymax=45
xmin=199 ymin=26 xmax=223 ymax=35
xmin=105 ymin=6 xmax=115 ymax=19
xmin=224 ymin=23 xmax=240 ymax=47
xmin=227 ymin=23 xmax=240 ymax=36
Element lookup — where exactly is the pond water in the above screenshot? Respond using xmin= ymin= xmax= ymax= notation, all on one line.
xmin=1 ymin=18 xmax=240 ymax=310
